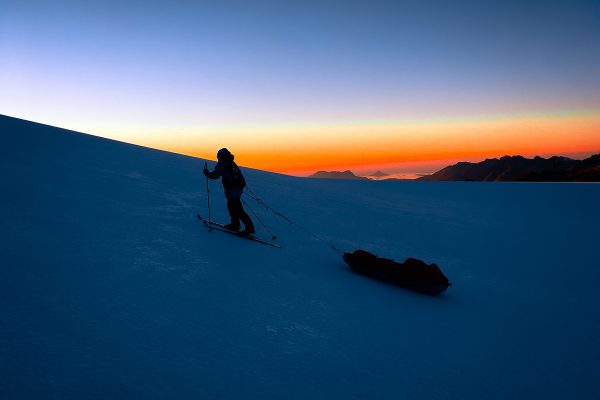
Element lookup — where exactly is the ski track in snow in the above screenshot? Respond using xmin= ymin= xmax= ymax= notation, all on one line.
xmin=1 ymin=115 xmax=600 ymax=399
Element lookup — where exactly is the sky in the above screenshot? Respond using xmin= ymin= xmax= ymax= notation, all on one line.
xmin=1 ymin=0 xmax=599 ymax=175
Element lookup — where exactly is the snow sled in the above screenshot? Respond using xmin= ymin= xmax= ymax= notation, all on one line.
xmin=343 ymin=250 xmax=450 ymax=295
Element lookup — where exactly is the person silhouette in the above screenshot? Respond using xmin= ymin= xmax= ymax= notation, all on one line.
xmin=203 ymin=148 xmax=255 ymax=235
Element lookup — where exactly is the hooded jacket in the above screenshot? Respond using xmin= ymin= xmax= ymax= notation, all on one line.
xmin=205 ymin=150 xmax=246 ymax=199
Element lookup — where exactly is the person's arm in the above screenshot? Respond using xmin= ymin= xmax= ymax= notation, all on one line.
xmin=203 ymin=162 xmax=224 ymax=180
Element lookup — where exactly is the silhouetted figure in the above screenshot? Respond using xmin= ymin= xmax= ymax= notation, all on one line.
xmin=203 ymin=148 xmax=255 ymax=235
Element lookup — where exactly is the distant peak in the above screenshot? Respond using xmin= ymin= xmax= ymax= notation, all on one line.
xmin=309 ymin=170 xmax=369 ymax=180
xmin=370 ymin=170 xmax=389 ymax=177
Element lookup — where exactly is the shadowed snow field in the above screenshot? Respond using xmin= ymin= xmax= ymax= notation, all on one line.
xmin=1 ymin=115 xmax=599 ymax=399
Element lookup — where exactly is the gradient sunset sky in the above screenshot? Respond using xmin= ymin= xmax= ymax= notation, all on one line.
xmin=1 ymin=0 xmax=599 ymax=175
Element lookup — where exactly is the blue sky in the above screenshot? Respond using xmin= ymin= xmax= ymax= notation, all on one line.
xmin=2 ymin=0 xmax=599 ymax=122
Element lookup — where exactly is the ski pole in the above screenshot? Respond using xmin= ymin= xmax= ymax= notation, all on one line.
xmin=205 ymin=161 xmax=212 ymax=232
xmin=242 ymin=198 xmax=277 ymax=240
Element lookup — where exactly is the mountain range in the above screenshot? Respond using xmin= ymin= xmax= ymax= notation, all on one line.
xmin=418 ymin=154 xmax=600 ymax=181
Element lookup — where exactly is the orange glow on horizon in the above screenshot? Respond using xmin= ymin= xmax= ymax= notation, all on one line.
xmin=148 ymin=112 xmax=600 ymax=175
xmin=76 ymin=111 xmax=600 ymax=176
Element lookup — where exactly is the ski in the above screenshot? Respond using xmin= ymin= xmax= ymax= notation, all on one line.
xmin=197 ymin=214 xmax=282 ymax=248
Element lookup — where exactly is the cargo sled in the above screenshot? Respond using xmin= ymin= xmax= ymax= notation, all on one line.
xmin=343 ymin=250 xmax=450 ymax=295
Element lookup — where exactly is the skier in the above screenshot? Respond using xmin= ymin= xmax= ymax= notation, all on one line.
xmin=203 ymin=148 xmax=255 ymax=235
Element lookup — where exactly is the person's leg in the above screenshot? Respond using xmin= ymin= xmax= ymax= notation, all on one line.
xmin=228 ymin=197 xmax=254 ymax=234
xmin=238 ymin=202 xmax=255 ymax=234
xmin=226 ymin=198 xmax=241 ymax=230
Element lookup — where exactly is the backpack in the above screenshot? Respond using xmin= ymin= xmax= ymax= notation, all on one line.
xmin=229 ymin=163 xmax=246 ymax=189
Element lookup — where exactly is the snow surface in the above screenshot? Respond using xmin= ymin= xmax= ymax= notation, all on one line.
xmin=2 ymin=115 xmax=600 ymax=399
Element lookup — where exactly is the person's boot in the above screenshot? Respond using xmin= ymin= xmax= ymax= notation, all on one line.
xmin=224 ymin=223 xmax=240 ymax=231
xmin=240 ymin=225 xmax=255 ymax=236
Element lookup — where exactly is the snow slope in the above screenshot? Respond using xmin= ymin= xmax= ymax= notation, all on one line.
xmin=1 ymin=115 xmax=599 ymax=399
